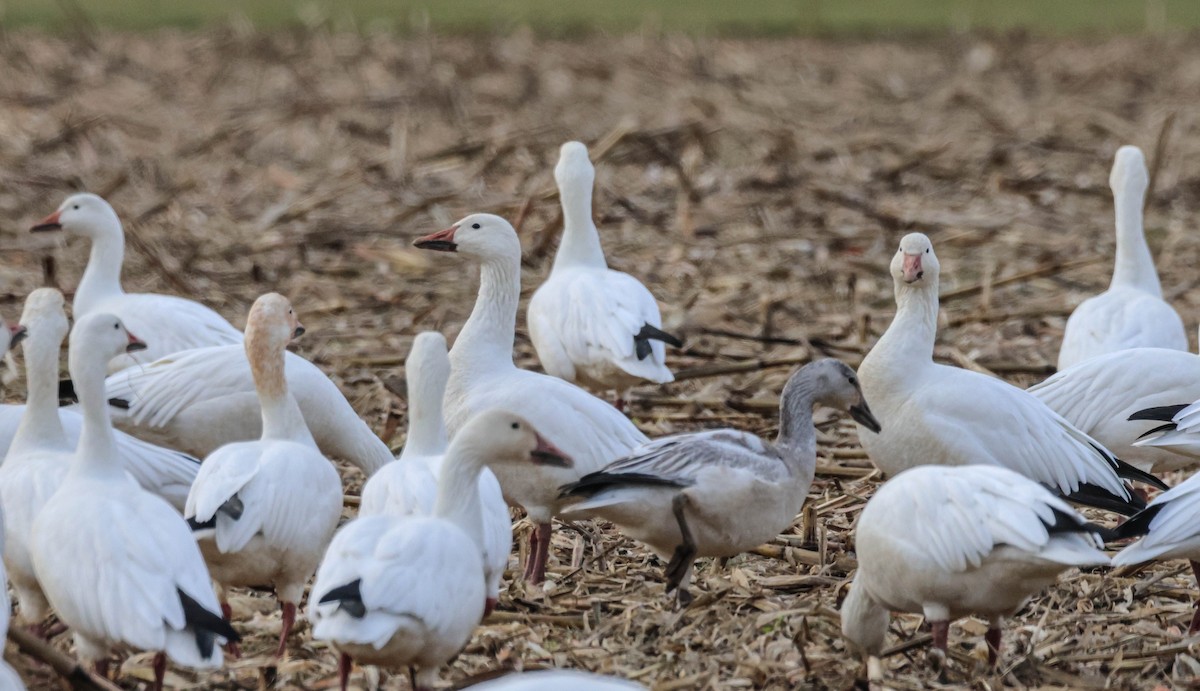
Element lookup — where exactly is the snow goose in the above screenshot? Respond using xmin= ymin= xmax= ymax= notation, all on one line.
xmin=0 ymin=313 xmax=24 ymax=690
xmin=184 ymin=293 xmax=342 ymax=657
xmin=841 ymin=465 xmax=1110 ymax=671
xmin=31 ymin=193 xmax=242 ymax=372
xmin=560 ymin=359 xmax=879 ymax=604
xmin=1029 ymin=346 xmax=1200 ymax=473
xmin=1112 ymin=472 xmax=1200 ymax=634
xmin=856 ymin=232 xmax=1160 ymax=515
xmin=1057 ymin=145 xmax=1187 ymax=370
xmin=414 ymin=213 xmax=648 ymax=584
xmin=527 ymin=142 xmax=681 ymax=404
xmin=466 ymin=670 xmax=646 ymax=690
xmin=97 ymin=344 xmax=391 ymax=478
xmin=29 ymin=313 xmax=238 ymax=689
xmin=359 ymin=331 xmax=512 ymax=614
xmin=310 ymin=409 xmax=571 ymax=691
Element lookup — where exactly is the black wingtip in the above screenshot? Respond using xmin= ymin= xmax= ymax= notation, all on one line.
xmin=1114 ymin=459 xmax=1170 ymax=492
xmin=186 ymin=515 xmax=216 ymax=532
xmin=633 ymin=323 xmax=684 ymax=361
xmin=1128 ymin=404 xmax=1189 ymax=423
xmin=318 ymin=579 xmax=366 ymax=618
xmin=178 ymin=588 xmax=240 ymax=660
xmin=108 ymin=397 xmax=130 ymax=410
xmin=1137 ymin=421 xmax=1179 ymax=440
xmin=1112 ymin=503 xmax=1166 ymax=541
xmin=1064 ymin=482 xmax=1145 ymax=517
xmin=558 ymin=471 xmax=688 ymax=500
xmin=58 ymin=379 xmax=78 ymax=406
xmin=1043 ymin=505 xmax=1121 ymax=543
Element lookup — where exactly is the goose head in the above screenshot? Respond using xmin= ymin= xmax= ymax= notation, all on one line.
xmin=555 ymin=141 xmax=595 ymax=195
xmin=413 ymin=213 xmax=522 ymax=264
xmin=71 ymin=313 xmax=146 ymax=363
xmin=246 ymin=293 xmax=304 ymax=347
xmin=453 ymin=408 xmax=573 ymax=470
xmin=17 ymin=288 xmax=68 ymax=351
xmin=890 ymin=232 xmax=939 ymax=286
xmin=1110 ymin=145 xmax=1148 ymax=199
xmin=31 ymin=193 xmax=122 ymax=240
xmin=783 ymin=359 xmax=881 ymax=434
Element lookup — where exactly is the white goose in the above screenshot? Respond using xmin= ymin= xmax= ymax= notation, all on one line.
xmin=184 ymin=294 xmax=343 ymax=657
xmin=310 ymin=409 xmax=571 ymax=691
xmin=841 ymin=465 xmax=1110 ymax=672
xmin=359 ymin=331 xmax=512 ymax=614
xmin=31 ymin=193 xmax=242 ymax=372
xmin=1 ymin=289 xmax=202 ymax=637
xmin=856 ymin=232 xmax=1160 ymax=515
xmin=560 ymin=359 xmax=879 ymax=604
xmin=1057 ymin=145 xmax=1187 ymax=370
xmin=0 ymin=313 xmax=25 ymax=690
xmin=466 ymin=670 xmax=646 ymax=690
xmin=1029 ymin=345 xmax=1200 ymax=473
xmin=414 ymin=214 xmax=648 ymax=584
xmin=29 ymin=313 xmax=238 ymax=689
xmin=527 ymin=141 xmax=680 ymax=404
xmin=98 ymin=343 xmax=391 ymax=477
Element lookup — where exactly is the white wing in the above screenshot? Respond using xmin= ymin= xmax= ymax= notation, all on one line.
xmin=310 ymin=515 xmax=485 ymax=651
xmin=32 ymin=487 xmax=228 ymax=668
xmin=1029 ymin=347 xmax=1200 ymax=473
xmin=359 ymin=458 xmax=438 ymax=518
xmin=1113 ymin=473 xmax=1200 ymax=565
xmin=93 ymin=293 xmax=242 ymax=372
xmin=867 ymin=466 xmax=1110 ymax=574
xmin=1059 ymin=288 xmax=1188 ymax=370
xmin=909 ymin=365 xmax=1129 ymax=499
xmin=528 ymin=268 xmax=673 ymax=384
xmin=589 ymin=429 xmax=780 ymax=483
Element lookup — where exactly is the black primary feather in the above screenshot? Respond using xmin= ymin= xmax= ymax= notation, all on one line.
xmin=319 ymin=579 xmax=366 ymax=618
xmin=1064 ymin=482 xmax=1145 ymax=517
xmin=1112 ymin=503 xmax=1166 ymax=541
xmin=107 ymin=397 xmax=131 ymax=410
xmin=1113 ymin=459 xmax=1169 ymax=491
xmin=178 ymin=588 xmax=240 ymax=659
xmin=1128 ymin=404 xmax=1189 ymax=423
xmin=187 ymin=494 xmax=244 ymax=531
xmin=1041 ymin=505 xmax=1120 ymax=542
xmin=633 ymin=323 xmax=683 ymax=361
xmin=559 ymin=471 xmax=689 ymax=500
xmin=1137 ymin=422 xmax=1179 ymax=440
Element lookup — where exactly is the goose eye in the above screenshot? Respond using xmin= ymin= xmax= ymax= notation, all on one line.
xmin=848 ymin=376 xmax=857 ymax=385
xmin=113 ymin=323 xmax=119 ymax=330
xmin=925 ymin=248 xmax=930 ymax=254
xmin=511 ymin=422 xmax=519 ymax=430
xmin=472 ymin=223 xmax=481 ymax=229
xmin=73 ymin=205 xmax=79 ymax=210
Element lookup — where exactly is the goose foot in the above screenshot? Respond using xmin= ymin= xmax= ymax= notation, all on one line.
xmin=220 ymin=601 xmax=242 ymax=658
xmin=675 ymin=588 xmax=694 ymax=609
xmin=929 ymin=620 xmax=949 ymax=671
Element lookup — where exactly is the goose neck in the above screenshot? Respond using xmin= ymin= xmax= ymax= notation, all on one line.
xmin=74 ymin=227 xmax=126 ymax=316
xmin=1111 ymin=192 xmax=1161 ymax=296
xmin=11 ymin=337 xmax=68 ymax=453
xmin=249 ymin=344 xmax=314 ymax=445
xmin=775 ymin=386 xmax=817 ymax=480
xmin=451 ymin=256 xmax=520 ymax=371
xmin=71 ymin=350 xmax=122 ymax=478
xmin=552 ymin=189 xmax=607 ymax=271
xmin=868 ymin=281 xmax=939 ymax=370
xmin=433 ymin=449 xmax=485 ymax=549
xmin=405 ymin=395 xmax=448 ymax=459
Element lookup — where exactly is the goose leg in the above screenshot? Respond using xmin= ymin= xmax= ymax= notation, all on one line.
xmin=94 ymin=659 xmax=109 ymax=680
xmin=525 ymin=522 xmax=553 ymax=584
xmin=276 ymin=601 xmax=296 ymax=658
xmin=220 ymin=601 xmax=242 ymax=659
xmin=338 ymin=652 xmax=352 ymax=691
xmin=985 ymin=617 xmax=1002 ymax=665
xmin=929 ymin=620 xmax=950 ymax=669
xmin=664 ymin=494 xmax=697 ymax=600
xmin=151 ymin=652 xmax=166 ymax=691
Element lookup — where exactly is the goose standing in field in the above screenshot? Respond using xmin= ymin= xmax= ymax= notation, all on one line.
xmin=359 ymin=331 xmax=512 ymax=614
xmin=1112 ymin=473 xmax=1200 ymax=634
xmin=527 ymin=142 xmax=681 ymax=406
xmin=466 ymin=670 xmax=646 ymax=690
xmin=560 ymin=359 xmax=878 ymax=604
xmin=0 ymin=313 xmax=25 ymax=690
xmin=856 ymin=232 xmax=1160 ymax=515
xmin=184 ymin=294 xmax=343 ymax=657
xmin=841 ymin=465 xmax=1111 ymax=674
xmin=1057 ymin=145 xmax=1187 ymax=370
xmin=1 ymin=289 xmax=202 ymax=637
xmin=310 ymin=409 xmax=571 ymax=691
xmin=29 ymin=313 xmax=238 ymax=689
xmin=97 ymin=342 xmax=391 ymax=477
xmin=31 ymin=193 xmax=242 ymax=372
xmin=414 ymin=214 xmax=648 ymax=584
xmin=1029 ymin=346 xmax=1200 ymax=473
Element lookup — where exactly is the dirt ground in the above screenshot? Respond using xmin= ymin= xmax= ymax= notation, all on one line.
xmin=2 ymin=27 xmax=1200 ymax=690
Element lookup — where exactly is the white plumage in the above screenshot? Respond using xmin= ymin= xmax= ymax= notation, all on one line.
xmin=184 ymin=294 xmax=342 ymax=657
xmin=311 ymin=409 xmax=572 ymax=691
xmin=414 ymin=213 xmax=647 ymax=583
xmin=359 ymin=331 xmax=512 ymax=611
xmin=527 ymin=141 xmax=678 ymax=395
xmin=1057 ymin=146 xmax=1187 ymax=370
xmin=841 ymin=465 xmax=1110 ymax=669
xmin=857 ymin=232 xmax=1149 ymax=515
xmin=30 ymin=313 xmax=236 ymax=688
xmin=31 ymin=193 xmax=242 ymax=373
xmin=466 ymin=670 xmax=646 ymax=690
